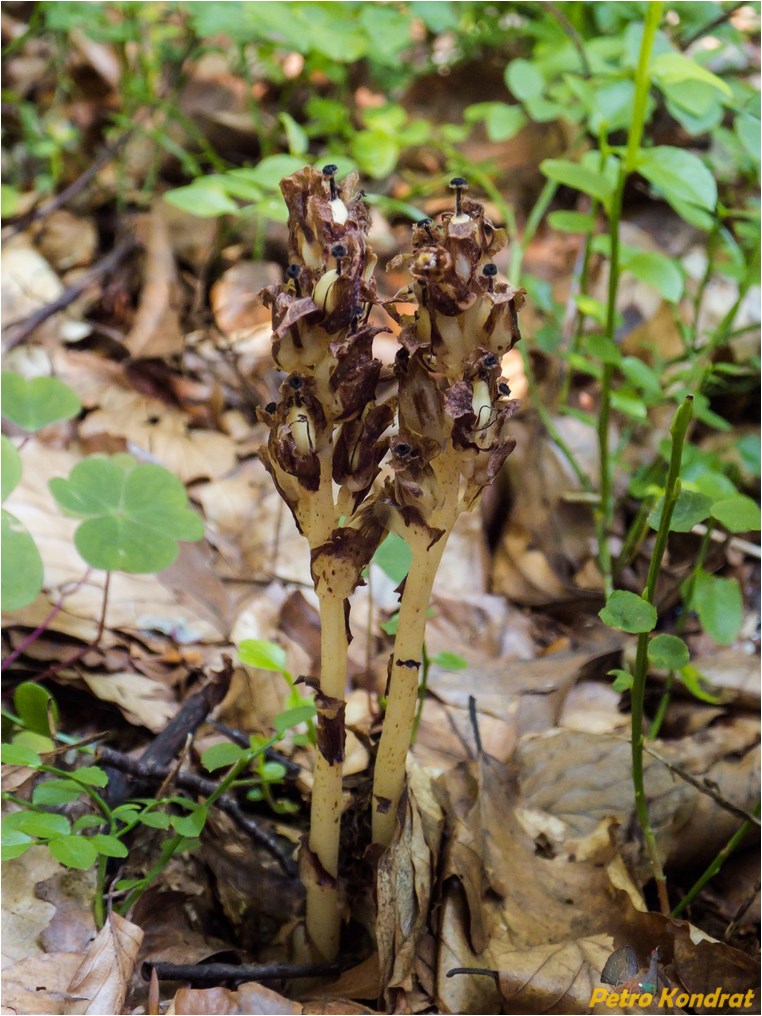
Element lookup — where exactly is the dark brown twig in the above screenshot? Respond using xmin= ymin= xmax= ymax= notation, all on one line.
xmin=2 ymin=235 xmax=137 ymax=350
xmin=2 ymin=569 xmax=91 ymax=671
xmin=97 ymin=745 xmax=297 ymax=877
xmin=142 ymin=960 xmax=342 ymax=985
xmin=641 ymin=742 xmax=761 ymax=827
xmin=545 ymin=2 xmax=592 ymax=76
xmin=2 ymin=132 xmax=134 ymax=240
xmin=31 ymin=571 xmax=112 ymax=683
xmin=681 ymin=2 xmax=746 ymax=47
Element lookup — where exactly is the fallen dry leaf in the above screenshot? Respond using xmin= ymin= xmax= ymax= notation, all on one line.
xmin=125 ymin=204 xmax=184 ymax=358
xmin=1 ymin=846 xmax=61 ymax=968
xmin=64 ymin=911 xmax=143 ymax=1015
xmin=168 ymin=981 xmax=378 ymax=1015
xmin=1 ymin=952 xmax=83 ymax=1016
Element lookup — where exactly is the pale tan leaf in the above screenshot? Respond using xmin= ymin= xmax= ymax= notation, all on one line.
xmin=65 ymin=912 xmax=143 ymax=1015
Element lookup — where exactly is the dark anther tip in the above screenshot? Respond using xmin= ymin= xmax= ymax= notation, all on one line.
xmin=483 ymin=354 xmax=499 ymax=368
xmin=322 ymin=164 xmax=339 ymax=177
xmin=286 ymin=264 xmax=302 ymax=279
xmin=498 ymin=383 xmax=511 ymax=396
xmin=331 ymin=243 xmax=347 ymax=258
xmin=418 ymin=217 xmax=433 ymax=226
xmin=287 ymin=374 xmax=304 ymax=390
xmin=265 ymin=401 xmax=277 ymax=413
xmin=482 ymin=263 xmax=498 ymax=277
xmin=449 ymin=177 xmax=468 ymax=189
xmin=394 ymin=442 xmax=412 ymax=457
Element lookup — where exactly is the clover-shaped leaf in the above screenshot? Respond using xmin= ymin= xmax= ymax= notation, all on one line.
xmin=49 ymin=454 xmax=204 ymax=573
xmin=2 ymin=508 xmax=44 ymax=610
xmin=1 ymin=372 xmax=81 ymax=432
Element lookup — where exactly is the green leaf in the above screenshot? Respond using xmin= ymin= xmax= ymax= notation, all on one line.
xmin=259 ymin=761 xmax=287 ymax=782
xmin=170 ymin=809 xmax=205 ymax=838
xmin=547 ymin=211 xmax=596 ymax=233
xmin=690 ymin=570 xmax=743 ymax=646
xmin=611 ymin=390 xmax=648 ymax=422
xmin=637 ymin=147 xmax=717 ymax=213
xmin=238 ymin=638 xmax=288 ymax=674
xmin=32 ymin=779 xmax=84 ymax=806
xmin=648 ymin=633 xmax=690 ymax=670
xmin=278 ymin=113 xmax=308 ymax=156
xmin=609 ymin=668 xmax=634 ymax=692
xmin=12 ymin=731 xmax=54 ymax=754
xmin=73 ymin=815 xmax=105 ymax=831
xmin=381 ymin=611 xmax=399 ymax=636
xmin=1 ymin=372 xmax=81 ymax=432
xmin=2 ymin=435 xmax=22 ymax=502
xmin=138 ymin=811 xmax=171 ymax=830
xmin=505 ymin=59 xmax=545 ymax=102
xmin=648 ymin=489 xmax=713 ymax=532
xmin=164 ymin=179 xmax=238 ymax=218
xmin=72 ymin=766 xmax=108 ymax=787
xmin=735 ymin=112 xmax=760 ymax=164
xmin=409 ymin=1 xmax=458 ymax=32
xmin=464 ymin=102 xmax=526 ymax=142
xmin=201 ymin=742 xmax=248 ymax=772
xmin=541 ymin=158 xmax=614 ymax=205
xmin=11 ymin=811 xmax=70 ymax=839
xmin=14 ymin=683 xmax=58 ymax=739
xmin=49 ymin=455 xmax=203 ymax=573
xmin=244 ymin=155 xmax=308 ymax=190
xmin=2 ymin=509 xmax=44 ymax=610
xmin=599 ymin=590 xmax=657 ymax=634
xmin=90 ymin=833 xmax=128 ymax=858
xmin=678 ymin=663 xmax=721 ymax=704
xmin=1 ymin=743 xmax=41 ymax=767
xmin=620 ymin=249 xmax=684 ymax=302
xmin=2 ymin=826 xmax=33 ymax=860
xmin=651 ymin=52 xmax=731 ymax=97
xmin=1 ymin=184 xmax=21 ymax=218
xmin=710 ymin=495 xmax=761 ymax=533
xmin=350 ymin=130 xmax=399 ymax=179
xmin=274 ymin=703 xmax=317 ymax=735
xmin=373 ymin=532 xmax=412 ymax=584
xmin=620 ymin=357 xmax=662 ymax=399
xmin=48 ymin=835 xmax=98 ymax=869
xmin=431 ymin=651 xmax=468 ymax=671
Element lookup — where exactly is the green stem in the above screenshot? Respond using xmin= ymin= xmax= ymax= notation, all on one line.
xmin=648 ymin=524 xmax=713 ymax=739
xmin=597 ymin=1 xmax=663 ymax=596
xmin=630 ymin=395 xmax=693 ymax=914
xmin=671 ymin=803 xmax=760 ymax=919
xmin=509 ymin=178 xmax=558 ymax=280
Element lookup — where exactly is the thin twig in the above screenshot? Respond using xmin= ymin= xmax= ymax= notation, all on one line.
xmin=468 ymin=695 xmax=483 ymax=757
xmin=143 ymin=960 xmax=342 ymax=985
xmin=641 ymin=742 xmax=761 ymax=827
xmin=681 ymin=1 xmax=746 ymax=47
xmin=2 ymin=132 xmax=134 ymax=240
xmin=31 ymin=571 xmax=112 ymax=683
xmin=2 ymin=236 xmax=137 ymax=350
xmin=2 ymin=570 xmax=91 ymax=671
xmin=545 ymin=1 xmax=592 ymax=76
xmin=96 ymin=746 xmax=298 ymax=877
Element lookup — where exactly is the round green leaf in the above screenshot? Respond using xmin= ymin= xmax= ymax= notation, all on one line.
xmin=1 ymin=373 xmax=81 ymax=432
xmin=14 ymin=682 xmax=58 ymax=739
xmin=238 ymin=638 xmax=288 ymax=674
xmin=48 ymin=835 xmax=98 ymax=870
xmin=201 ymin=742 xmax=248 ymax=772
xmin=637 ymin=147 xmax=717 ymax=213
xmin=2 ymin=435 xmax=22 ymax=502
xmin=138 ymin=811 xmax=171 ymax=830
xmin=49 ymin=455 xmax=203 ymax=574
xmin=350 ymin=130 xmax=399 ymax=179
xmin=1 ymin=744 xmax=41 ymax=767
xmin=2 ymin=826 xmax=33 ymax=860
xmin=648 ymin=489 xmax=713 ymax=532
xmin=710 ymin=495 xmax=761 ymax=534
xmin=599 ymin=590 xmax=657 ymax=634
xmin=2 ymin=508 xmax=44 ymax=610
xmin=505 ymin=58 xmax=545 ymax=101
xmin=11 ymin=811 xmax=70 ymax=839
xmin=32 ymin=779 xmax=84 ymax=806
xmin=164 ymin=180 xmax=238 ymax=218
xmin=431 ymin=651 xmax=468 ymax=671
xmin=90 ymin=834 xmax=128 ymax=858
xmin=72 ymin=766 xmax=108 ymax=787
xmin=171 ymin=809 xmax=205 ymax=838
xmin=648 ymin=634 xmax=690 ymax=670
xmin=690 ymin=570 xmax=743 ymax=646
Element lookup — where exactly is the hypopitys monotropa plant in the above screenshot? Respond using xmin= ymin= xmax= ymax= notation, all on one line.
xmin=259 ymin=165 xmax=392 ymax=959
xmin=371 ymin=177 xmax=524 ymax=846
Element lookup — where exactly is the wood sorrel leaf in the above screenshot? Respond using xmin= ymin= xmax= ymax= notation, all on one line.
xmin=1 ymin=372 xmax=81 ymax=432
xmin=2 ymin=508 xmax=44 ymax=610
xmin=49 ymin=454 xmax=203 ymax=573
xmin=599 ymin=590 xmax=657 ymax=634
